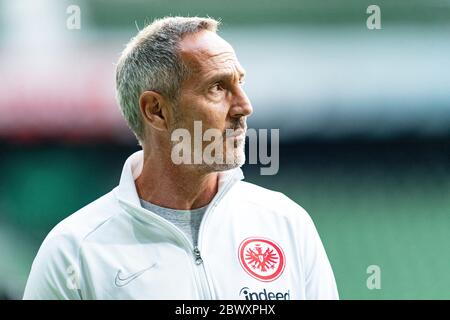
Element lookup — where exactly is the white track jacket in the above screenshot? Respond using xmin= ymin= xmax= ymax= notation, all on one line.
xmin=23 ymin=151 xmax=339 ymax=300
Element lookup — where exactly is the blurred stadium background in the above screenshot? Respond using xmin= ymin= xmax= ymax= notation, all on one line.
xmin=0 ymin=0 xmax=449 ymax=299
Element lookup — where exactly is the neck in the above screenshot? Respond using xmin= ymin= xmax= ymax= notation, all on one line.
xmin=135 ymin=148 xmax=219 ymax=210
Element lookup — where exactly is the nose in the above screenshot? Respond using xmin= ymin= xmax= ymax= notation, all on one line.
xmin=229 ymin=87 xmax=253 ymax=118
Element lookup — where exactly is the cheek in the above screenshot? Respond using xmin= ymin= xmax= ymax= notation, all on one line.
xmin=204 ymin=112 xmax=226 ymax=127
xmin=179 ymin=94 xmax=229 ymax=130
xmin=194 ymin=102 xmax=228 ymax=129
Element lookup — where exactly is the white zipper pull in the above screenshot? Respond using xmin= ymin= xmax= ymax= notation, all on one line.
xmin=193 ymin=246 xmax=203 ymax=265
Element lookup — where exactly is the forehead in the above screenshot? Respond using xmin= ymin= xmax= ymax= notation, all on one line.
xmin=178 ymin=30 xmax=243 ymax=74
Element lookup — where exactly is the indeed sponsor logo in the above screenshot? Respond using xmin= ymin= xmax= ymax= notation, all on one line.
xmin=239 ymin=287 xmax=290 ymax=300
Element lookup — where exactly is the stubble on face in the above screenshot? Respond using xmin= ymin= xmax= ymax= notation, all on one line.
xmin=169 ymin=109 xmax=248 ymax=173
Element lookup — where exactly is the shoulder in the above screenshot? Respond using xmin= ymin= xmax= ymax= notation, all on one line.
xmin=44 ymin=189 xmax=121 ymax=247
xmin=232 ymin=181 xmax=313 ymax=223
xmin=30 ymin=189 xmax=121 ymax=275
xmin=23 ymin=190 xmax=121 ymax=299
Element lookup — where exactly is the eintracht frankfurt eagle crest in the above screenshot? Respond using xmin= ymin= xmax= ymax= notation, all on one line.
xmin=238 ymin=237 xmax=286 ymax=282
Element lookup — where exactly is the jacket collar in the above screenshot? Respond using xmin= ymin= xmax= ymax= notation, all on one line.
xmin=115 ymin=150 xmax=245 ymax=211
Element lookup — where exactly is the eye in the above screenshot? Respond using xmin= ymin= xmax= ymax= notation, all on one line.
xmin=210 ymin=82 xmax=224 ymax=92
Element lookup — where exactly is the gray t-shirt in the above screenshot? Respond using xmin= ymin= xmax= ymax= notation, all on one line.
xmin=140 ymin=199 xmax=208 ymax=247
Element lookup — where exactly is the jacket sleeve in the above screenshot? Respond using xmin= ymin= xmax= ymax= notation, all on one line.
xmin=23 ymin=233 xmax=83 ymax=300
xmin=302 ymin=213 xmax=339 ymax=300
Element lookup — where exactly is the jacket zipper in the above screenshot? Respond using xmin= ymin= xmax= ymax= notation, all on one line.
xmin=170 ymin=170 xmax=239 ymax=299
xmin=195 ymin=170 xmax=241 ymax=299
xmin=119 ymin=170 xmax=240 ymax=299
xmin=130 ymin=209 xmax=212 ymax=299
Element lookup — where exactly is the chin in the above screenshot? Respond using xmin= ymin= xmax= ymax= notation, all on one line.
xmin=200 ymin=148 xmax=245 ymax=173
xmin=213 ymin=149 xmax=246 ymax=171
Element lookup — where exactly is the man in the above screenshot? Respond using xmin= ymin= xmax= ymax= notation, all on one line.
xmin=24 ymin=17 xmax=338 ymax=300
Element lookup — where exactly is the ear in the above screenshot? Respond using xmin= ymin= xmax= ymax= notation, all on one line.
xmin=139 ymin=91 xmax=171 ymax=131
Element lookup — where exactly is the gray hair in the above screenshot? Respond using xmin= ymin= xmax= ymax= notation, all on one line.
xmin=115 ymin=16 xmax=220 ymax=143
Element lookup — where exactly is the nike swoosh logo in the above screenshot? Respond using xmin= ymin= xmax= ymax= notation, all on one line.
xmin=114 ymin=263 xmax=157 ymax=287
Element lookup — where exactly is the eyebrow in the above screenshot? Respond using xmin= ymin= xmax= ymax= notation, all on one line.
xmin=204 ymin=69 xmax=246 ymax=85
